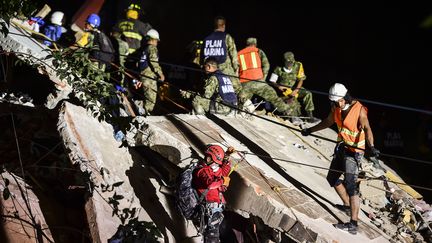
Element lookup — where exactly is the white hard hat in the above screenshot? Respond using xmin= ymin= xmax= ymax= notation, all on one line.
xmin=51 ymin=11 xmax=64 ymax=26
xmin=329 ymin=83 xmax=348 ymax=101
xmin=146 ymin=29 xmax=160 ymax=41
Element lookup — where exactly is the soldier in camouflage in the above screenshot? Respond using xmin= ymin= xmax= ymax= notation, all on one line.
xmin=134 ymin=29 xmax=165 ymax=115
xmin=192 ymin=57 xmax=238 ymax=115
xmin=237 ymin=38 xmax=295 ymax=116
xmin=202 ymin=16 xmax=241 ymax=94
xmin=269 ymin=51 xmax=318 ymax=122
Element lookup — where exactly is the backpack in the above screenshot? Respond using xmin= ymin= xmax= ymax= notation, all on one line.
xmin=92 ymin=31 xmax=115 ymax=65
xmin=175 ymin=162 xmax=208 ymax=220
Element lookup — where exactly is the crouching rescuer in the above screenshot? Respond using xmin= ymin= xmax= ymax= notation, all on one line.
xmin=176 ymin=144 xmax=233 ymax=242
xmin=191 ymin=57 xmax=238 ymax=115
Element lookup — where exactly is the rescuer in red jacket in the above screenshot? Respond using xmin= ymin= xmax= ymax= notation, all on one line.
xmin=193 ymin=144 xmax=233 ymax=243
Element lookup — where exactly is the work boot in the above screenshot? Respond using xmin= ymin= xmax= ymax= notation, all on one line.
xmin=333 ymin=221 xmax=357 ymax=235
xmin=306 ymin=111 xmax=320 ymax=123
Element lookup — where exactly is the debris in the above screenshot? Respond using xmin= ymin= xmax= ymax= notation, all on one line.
xmin=292 ymin=143 xmax=307 ymax=150
xmin=0 ymin=92 xmax=34 ymax=107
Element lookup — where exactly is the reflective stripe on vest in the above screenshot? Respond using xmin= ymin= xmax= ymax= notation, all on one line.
xmin=237 ymin=46 xmax=263 ymax=83
xmin=123 ymin=31 xmax=143 ymax=41
xmin=334 ymin=101 xmax=366 ymax=153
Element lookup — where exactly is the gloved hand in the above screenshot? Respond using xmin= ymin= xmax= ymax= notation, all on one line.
xmin=222 ymin=176 xmax=230 ymax=187
xmin=132 ymin=79 xmax=142 ymax=89
xmin=301 ymin=128 xmax=311 ymax=136
xmin=225 ymin=146 xmax=236 ymax=156
xmin=369 ymin=146 xmax=380 ymax=157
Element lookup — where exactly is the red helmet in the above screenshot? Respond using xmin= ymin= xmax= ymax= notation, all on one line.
xmin=204 ymin=144 xmax=225 ymax=165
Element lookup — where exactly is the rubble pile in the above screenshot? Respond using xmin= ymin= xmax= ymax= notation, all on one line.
xmin=361 ymin=180 xmax=432 ymax=242
xmin=0 ymin=91 xmax=34 ymax=107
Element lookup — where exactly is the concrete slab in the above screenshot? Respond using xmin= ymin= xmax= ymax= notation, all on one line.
xmin=58 ymin=102 xmax=409 ymax=242
xmin=0 ymin=172 xmax=54 ymax=243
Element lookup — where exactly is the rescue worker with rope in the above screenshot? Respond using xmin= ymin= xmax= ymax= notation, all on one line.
xmin=112 ymin=3 xmax=152 ymax=54
xmin=192 ymin=144 xmax=234 ymax=243
xmin=301 ymin=83 xmax=380 ymax=234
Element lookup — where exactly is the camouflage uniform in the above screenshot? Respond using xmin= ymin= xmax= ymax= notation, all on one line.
xmin=111 ymin=37 xmax=129 ymax=86
xmin=192 ymin=74 xmax=234 ymax=115
xmin=116 ymin=37 xmax=129 ymax=68
xmin=259 ymin=49 xmax=270 ymax=80
xmin=239 ymin=48 xmax=292 ymax=114
xmin=205 ymin=33 xmax=241 ymax=94
xmin=140 ymin=45 xmax=163 ymax=113
xmin=270 ymin=52 xmax=314 ymax=116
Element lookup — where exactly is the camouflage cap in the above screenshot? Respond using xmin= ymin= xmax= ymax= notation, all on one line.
xmin=246 ymin=37 xmax=257 ymax=45
xmin=284 ymin=51 xmax=295 ymax=62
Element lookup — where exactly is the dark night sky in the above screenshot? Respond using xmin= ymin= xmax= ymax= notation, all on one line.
xmin=135 ymin=3 xmax=432 ymax=109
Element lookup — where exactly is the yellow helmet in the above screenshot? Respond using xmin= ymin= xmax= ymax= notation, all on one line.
xmin=126 ymin=9 xmax=138 ymax=19
xmin=126 ymin=3 xmax=141 ymax=19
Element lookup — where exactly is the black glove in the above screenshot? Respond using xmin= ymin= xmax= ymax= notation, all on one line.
xmin=301 ymin=128 xmax=311 ymax=136
xmin=369 ymin=146 xmax=380 ymax=157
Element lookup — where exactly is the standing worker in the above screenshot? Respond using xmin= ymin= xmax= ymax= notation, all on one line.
xmin=301 ymin=83 xmax=380 ymax=235
xmin=134 ymin=29 xmax=165 ymax=115
xmin=237 ymin=38 xmax=293 ymax=116
xmin=112 ymin=3 xmax=152 ymax=54
xmin=269 ymin=51 xmax=318 ymax=123
xmin=193 ymin=144 xmax=233 ymax=243
xmin=202 ymin=16 xmax=241 ymax=94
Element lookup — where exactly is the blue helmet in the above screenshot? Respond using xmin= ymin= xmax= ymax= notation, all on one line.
xmin=86 ymin=14 xmax=100 ymax=28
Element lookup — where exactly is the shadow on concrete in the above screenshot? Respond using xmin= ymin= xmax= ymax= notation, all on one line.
xmin=166 ymin=115 xmax=208 ymax=153
xmin=126 ymin=145 xmax=189 ymax=242
xmin=207 ymin=114 xmax=342 ymax=222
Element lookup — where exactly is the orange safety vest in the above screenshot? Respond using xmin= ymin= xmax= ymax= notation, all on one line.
xmin=334 ymin=101 xmax=366 ymax=153
xmin=237 ymin=46 xmax=263 ymax=83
